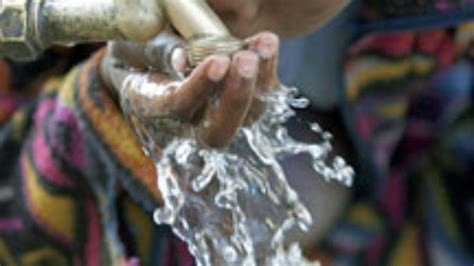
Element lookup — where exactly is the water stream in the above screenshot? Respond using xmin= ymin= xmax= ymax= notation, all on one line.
xmin=120 ymin=73 xmax=354 ymax=266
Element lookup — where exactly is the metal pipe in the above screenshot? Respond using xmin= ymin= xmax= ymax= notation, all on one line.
xmin=0 ymin=0 xmax=243 ymax=64
xmin=37 ymin=0 xmax=165 ymax=44
xmin=163 ymin=0 xmax=243 ymax=65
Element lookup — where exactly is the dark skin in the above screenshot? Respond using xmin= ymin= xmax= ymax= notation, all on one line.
xmin=208 ymin=0 xmax=349 ymax=37
xmin=101 ymin=0 xmax=350 ymax=148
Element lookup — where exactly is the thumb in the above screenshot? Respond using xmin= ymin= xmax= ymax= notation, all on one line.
xmin=109 ymin=30 xmax=185 ymax=73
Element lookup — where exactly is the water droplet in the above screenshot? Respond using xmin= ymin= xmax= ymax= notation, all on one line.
xmin=289 ymin=97 xmax=310 ymax=109
xmin=223 ymin=246 xmax=238 ymax=262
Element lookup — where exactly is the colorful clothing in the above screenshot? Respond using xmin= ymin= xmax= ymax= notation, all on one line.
xmin=0 ymin=50 xmax=193 ymax=265
xmin=302 ymin=7 xmax=474 ymax=266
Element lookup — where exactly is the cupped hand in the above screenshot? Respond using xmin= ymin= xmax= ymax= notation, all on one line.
xmin=101 ymin=31 xmax=280 ymax=149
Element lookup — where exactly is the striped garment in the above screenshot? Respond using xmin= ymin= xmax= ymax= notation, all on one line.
xmin=0 ymin=50 xmax=194 ymax=266
xmin=302 ymin=21 xmax=474 ymax=266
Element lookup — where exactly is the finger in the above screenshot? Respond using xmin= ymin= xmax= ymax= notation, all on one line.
xmin=246 ymin=31 xmax=280 ymax=91
xmin=170 ymin=47 xmax=188 ymax=73
xmin=110 ymin=31 xmax=184 ymax=72
xmin=168 ymin=55 xmax=230 ymax=120
xmin=144 ymin=32 xmax=186 ymax=72
xmin=244 ymin=32 xmax=280 ymax=123
xmin=195 ymin=51 xmax=259 ymax=148
xmin=132 ymin=55 xmax=230 ymax=120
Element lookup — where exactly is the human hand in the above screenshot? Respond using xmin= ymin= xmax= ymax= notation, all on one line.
xmin=101 ymin=31 xmax=280 ymax=149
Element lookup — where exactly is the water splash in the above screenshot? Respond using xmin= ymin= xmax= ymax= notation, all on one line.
xmin=121 ymin=74 xmax=354 ymax=266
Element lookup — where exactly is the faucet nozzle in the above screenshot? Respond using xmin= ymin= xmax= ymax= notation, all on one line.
xmin=0 ymin=0 xmax=243 ymax=64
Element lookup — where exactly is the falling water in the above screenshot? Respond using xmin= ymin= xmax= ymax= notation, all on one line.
xmin=120 ymin=73 xmax=354 ymax=266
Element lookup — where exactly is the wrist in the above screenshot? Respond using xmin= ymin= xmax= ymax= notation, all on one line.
xmin=98 ymin=47 xmax=128 ymax=105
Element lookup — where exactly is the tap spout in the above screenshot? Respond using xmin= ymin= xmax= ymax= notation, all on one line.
xmin=0 ymin=0 xmax=242 ymax=64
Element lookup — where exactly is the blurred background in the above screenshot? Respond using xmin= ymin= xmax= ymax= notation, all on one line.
xmin=279 ymin=1 xmax=474 ymax=265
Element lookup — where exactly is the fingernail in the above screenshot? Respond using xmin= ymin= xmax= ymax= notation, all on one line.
xmin=171 ymin=48 xmax=187 ymax=72
xmin=258 ymin=35 xmax=278 ymax=59
xmin=208 ymin=56 xmax=230 ymax=82
xmin=237 ymin=52 xmax=259 ymax=79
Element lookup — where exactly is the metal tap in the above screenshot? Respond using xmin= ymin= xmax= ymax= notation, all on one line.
xmin=0 ymin=0 xmax=243 ymax=65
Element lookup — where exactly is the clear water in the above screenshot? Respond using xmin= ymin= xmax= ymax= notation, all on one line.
xmin=120 ymin=73 xmax=354 ymax=266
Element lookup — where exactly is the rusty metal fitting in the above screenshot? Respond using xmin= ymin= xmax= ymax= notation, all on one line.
xmin=0 ymin=0 xmax=243 ymax=64
xmin=0 ymin=0 xmax=42 ymax=61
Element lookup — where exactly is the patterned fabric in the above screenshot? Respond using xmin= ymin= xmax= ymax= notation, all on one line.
xmin=303 ymin=22 xmax=474 ymax=265
xmin=0 ymin=51 xmax=194 ymax=266
xmin=0 ymin=45 xmax=100 ymax=126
